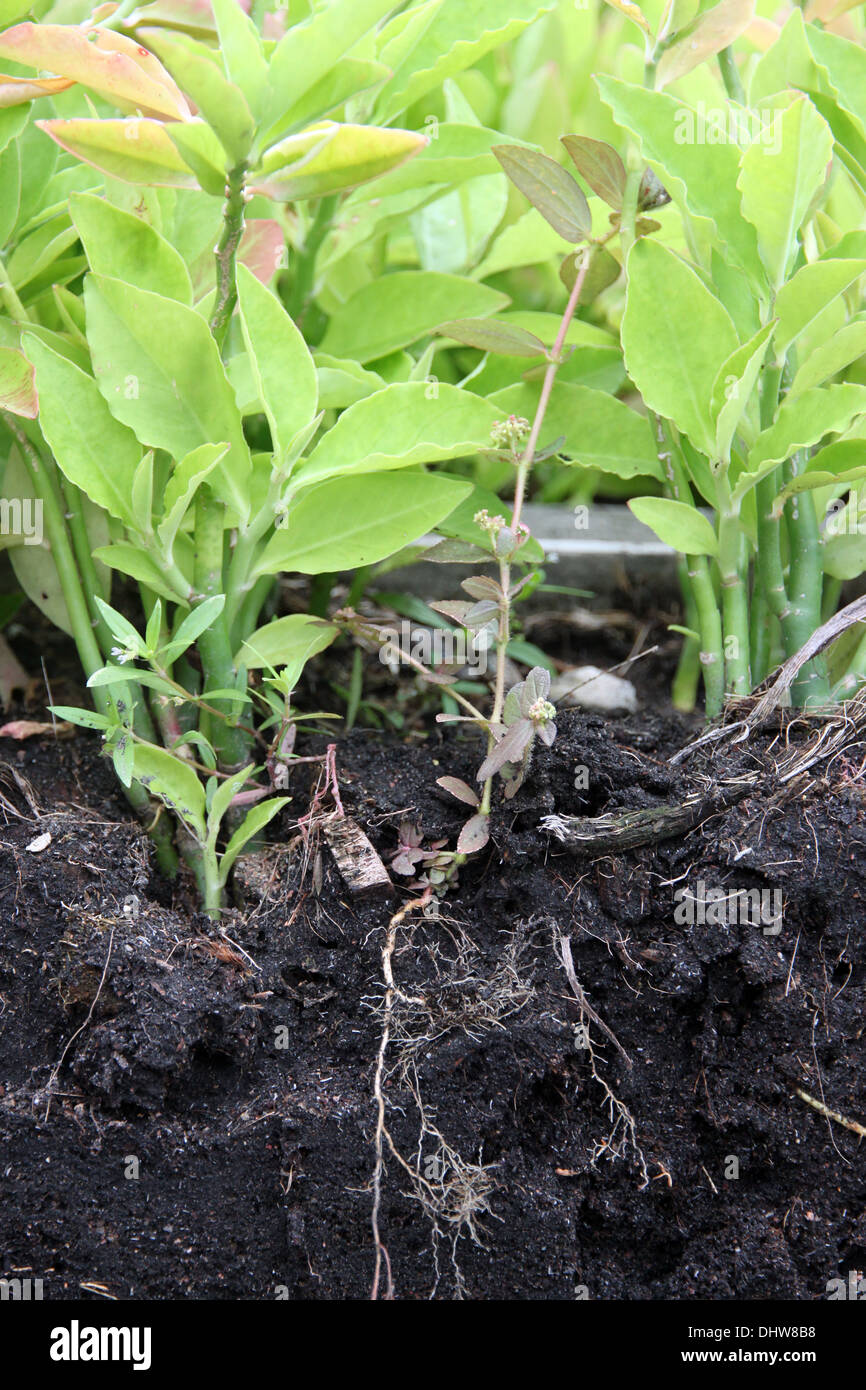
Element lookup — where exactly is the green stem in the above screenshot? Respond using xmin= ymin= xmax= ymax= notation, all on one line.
xmin=717 ymin=45 xmax=746 ymax=104
xmin=210 ymin=162 xmax=248 ymax=355
xmin=286 ymin=195 xmax=338 ymax=322
xmin=718 ymin=510 xmax=751 ymax=695
xmin=783 ymin=453 xmax=830 ymax=705
xmin=688 ymin=555 xmax=725 ymax=719
xmin=4 ymin=416 xmax=178 ymax=874
xmin=193 ymin=492 xmax=251 ymax=769
xmin=672 ymin=557 xmax=700 ymax=713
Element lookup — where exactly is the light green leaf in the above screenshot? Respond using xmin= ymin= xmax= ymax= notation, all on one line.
xmin=320 ymin=270 xmax=508 ymax=362
xmin=161 ymin=595 xmax=227 ymax=664
xmin=313 ymin=353 xmax=386 ymax=409
xmin=251 ymin=121 xmax=426 ymax=201
xmin=145 ymin=32 xmax=255 ymax=165
xmin=472 ymin=206 xmax=571 ymax=280
xmin=70 ymin=192 xmax=193 ymax=304
xmin=263 ymin=0 xmax=399 ymax=136
xmin=132 ymin=739 xmax=206 ymax=839
xmin=207 ymin=762 xmax=258 ymax=844
xmin=773 ymin=258 xmax=866 ymax=356
xmin=158 ymin=443 xmax=229 ymax=553
xmin=710 ymin=321 xmax=775 ymax=460
xmin=629 ymin=497 xmax=718 ymax=556
xmin=36 ymin=117 xmax=199 ymax=188
xmin=789 ymin=321 xmax=866 ymax=397
xmin=236 ymin=263 xmax=318 ymax=461
xmin=622 ymin=239 xmax=739 ymax=458
xmin=738 ymin=96 xmax=833 ymax=290
xmin=212 ymin=0 xmax=268 ymax=114
xmin=219 ymin=796 xmax=290 ymax=884
xmin=239 ymin=613 xmax=339 ymax=678
xmin=735 ymin=383 xmax=866 ymax=499
xmin=290 ymin=382 xmax=500 ymax=491
xmin=489 ymin=381 xmax=662 ymax=479
xmin=374 ymin=0 xmax=555 ymax=124
xmin=95 ymin=543 xmax=192 ymax=604
xmin=597 ymin=76 xmax=763 ymax=284
xmin=255 ymin=472 xmax=472 ymax=576
xmin=84 ymin=275 xmax=251 ymax=521
xmin=25 ymin=335 xmax=139 ymax=523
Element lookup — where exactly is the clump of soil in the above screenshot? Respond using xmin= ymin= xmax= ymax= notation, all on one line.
xmin=1 ymin=699 xmax=865 ymax=1301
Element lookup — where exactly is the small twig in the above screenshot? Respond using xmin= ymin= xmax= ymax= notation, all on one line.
xmin=45 ymin=926 xmax=115 ymax=1119
xmin=795 ymin=1087 xmax=866 ymax=1140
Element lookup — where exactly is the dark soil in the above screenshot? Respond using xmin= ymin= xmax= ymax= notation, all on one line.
xmin=1 ymin=684 xmax=865 ymax=1301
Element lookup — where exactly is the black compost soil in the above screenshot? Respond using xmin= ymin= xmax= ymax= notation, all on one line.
xmin=1 ymin=704 xmax=865 ymax=1301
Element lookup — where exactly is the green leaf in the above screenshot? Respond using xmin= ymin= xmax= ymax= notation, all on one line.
xmin=84 ymin=275 xmax=251 ymax=521
xmin=218 ymin=796 xmax=290 ymax=884
xmin=239 ymin=613 xmax=339 ymax=680
xmin=157 ymin=443 xmax=228 ymax=554
xmin=206 ymin=762 xmax=258 ymax=843
xmin=270 ymin=58 xmax=390 ymax=138
xmin=25 ymin=335 xmax=139 ymax=523
xmin=313 ymin=353 xmax=386 ymax=410
xmin=622 ymin=239 xmax=738 ymax=458
xmin=789 ymin=321 xmax=866 ymax=397
xmin=255 ymin=472 xmax=472 ymax=576
xmin=236 ymin=264 xmax=318 ymax=461
xmin=132 ymin=739 xmax=206 ymax=839
xmin=560 ymin=134 xmax=625 ymax=209
xmin=36 ymin=118 xmax=199 ymax=188
xmin=374 ymin=0 xmax=555 ymax=124
xmin=489 ymin=381 xmax=662 ymax=479
xmin=161 ymin=595 xmax=227 ymax=664
xmin=0 ymin=22 xmax=190 ymax=120
xmin=251 ymin=121 xmax=426 ymax=201
xmin=655 ymin=0 xmax=755 ymax=89
xmin=289 ymin=382 xmax=500 ymax=491
xmin=94 ymin=543 xmax=191 ymax=604
xmin=773 ymin=258 xmax=866 ymax=356
xmin=144 ymin=32 xmax=254 ymax=165
xmin=735 ymin=383 xmax=866 ymax=499
xmin=211 ymin=0 xmax=268 ymax=114
xmin=710 ymin=321 xmax=775 ymax=460
xmin=48 ymin=705 xmax=112 ymax=732
xmin=597 ymin=76 xmax=763 ymax=284
xmin=0 ymin=346 xmax=36 ymax=418
xmin=738 ymin=96 xmax=833 ymax=291
xmin=70 ymin=192 xmax=193 ymax=304
xmin=319 ymin=270 xmax=508 ymax=362
xmin=164 ymin=120 xmax=228 ymax=196
xmin=629 ymin=497 xmax=718 ymax=556
xmin=472 ymin=206 xmax=571 ymax=280
xmin=93 ymin=597 xmax=145 ymax=654
xmin=263 ymin=0 xmax=399 ymax=135
xmin=0 ymin=142 xmax=20 ymax=247
xmin=436 ymin=317 xmax=547 ymax=357
xmin=492 ymin=145 xmax=590 ymax=243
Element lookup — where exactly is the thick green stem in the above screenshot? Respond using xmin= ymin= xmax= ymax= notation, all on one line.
xmin=750 ymin=586 xmax=770 ymax=685
xmin=672 ymin=557 xmax=700 ymax=712
xmin=756 ymin=365 xmax=789 ymax=623
xmin=688 ymin=555 xmax=725 ymax=719
xmin=782 ymin=451 xmax=830 ymax=705
xmin=210 ymin=162 xmax=248 ymax=354
xmin=718 ymin=511 xmax=751 ymax=695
